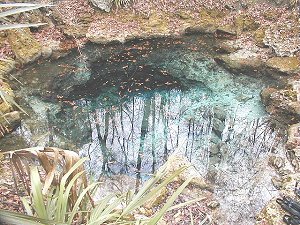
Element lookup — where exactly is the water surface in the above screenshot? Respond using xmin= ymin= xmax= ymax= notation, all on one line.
xmin=2 ymin=36 xmax=283 ymax=224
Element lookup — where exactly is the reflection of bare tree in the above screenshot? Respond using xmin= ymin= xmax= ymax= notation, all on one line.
xmin=160 ymin=94 xmax=169 ymax=161
xmin=46 ymin=89 xmax=280 ymax=181
xmin=46 ymin=108 xmax=54 ymax=146
xmin=94 ymin=108 xmax=111 ymax=173
xmin=136 ymin=98 xmax=151 ymax=181
xmin=151 ymin=98 xmax=156 ymax=173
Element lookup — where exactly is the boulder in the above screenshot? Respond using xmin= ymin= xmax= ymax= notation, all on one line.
xmin=0 ymin=80 xmax=15 ymax=114
xmin=215 ymin=25 xmax=237 ymax=38
xmin=0 ymin=58 xmax=15 ymax=78
xmin=235 ymin=14 xmax=260 ymax=34
xmin=264 ymin=22 xmax=300 ymax=57
xmin=286 ymin=123 xmax=300 ymax=150
xmin=158 ymin=153 xmax=213 ymax=190
xmin=7 ymin=28 xmax=42 ymax=64
xmin=265 ymin=57 xmax=300 ymax=77
xmin=256 ymin=199 xmax=287 ymax=225
xmin=261 ymin=87 xmax=300 ymax=124
xmin=89 ymin=0 xmax=113 ymax=12
xmin=212 ymin=118 xmax=225 ymax=137
xmin=257 ymin=172 xmax=300 ymax=224
xmin=186 ymin=9 xmax=225 ymax=35
xmin=214 ymin=50 xmax=263 ymax=76
xmin=254 ymin=27 xmax=267 ymax=48
xmin=144 ymin=12 xmax=170 ymax=34
xmin=185 ymin=25 xmax=216 ymax=35
xmin=0 ymin=111 xmax=21 ymax=137
xmin=214 ymin=41 xmax=241 ymax=54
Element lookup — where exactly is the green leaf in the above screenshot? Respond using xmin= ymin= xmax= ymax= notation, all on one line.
xmin=20 ymin=197 xmax=33 ymax=216
xmin=89 ymin=194 xmax=115 ymax=221
xmin=30 ymin=166 xmax=48 ymax=220
xmin=67 ymin=182 xmax=99 ymax=224
xmin=56 ymin=158 xmax=87 ymax=222
xmin=121 ymin=166 xmax=187 ymax=216
xmin=0 ymin=209 xmax=56 ymax=225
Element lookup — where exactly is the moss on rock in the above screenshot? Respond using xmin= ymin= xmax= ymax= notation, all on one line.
xmin=235 ymin=14 xmax=260 ymax=34
xmin=0 ymin=111 xmax=21 ymax=138
xmin=265 ymin=57 xmax=300 ymax=76
xmin=7 ymin=28 xmax=42 ymax=64
xmin=254 ymin=27 xmax=267 ymax=48
xmin=0 ymin=58 xmax=15 ymax=78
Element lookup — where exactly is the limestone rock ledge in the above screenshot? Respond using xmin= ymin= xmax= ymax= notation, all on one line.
xmin=0 ymin=111 xmax=21 ymax=138
xmin=256 ymin=173 xmax=300 ymax=225
xmin=0 ymin=58 xmax=15 ymax=79
xmin=7 ymin=28 xmax=42 ymax=64
xmin=214 ymin=50 xmax=264 ymax=76
xmin=265 ymin=57 xmax=300 ymax=77
xmin=260 ymin=86 xmax=300 ymax=124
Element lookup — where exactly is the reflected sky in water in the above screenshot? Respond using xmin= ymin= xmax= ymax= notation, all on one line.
xmin=2 ymin=37 xmax=283 ymax=224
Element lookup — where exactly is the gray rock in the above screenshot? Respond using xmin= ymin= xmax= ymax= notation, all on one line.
xmin=210 ymin=143 xmax=220 ymax=155
xmin=158 ymin=153 xmax=213 ymax=190
xmin=89 ymin=0 xmax=113 ymax=12
xmin=212 ymin=117 xmax=225 ymax=137
xmin=214 ymin=107 xmax=227 ymax=121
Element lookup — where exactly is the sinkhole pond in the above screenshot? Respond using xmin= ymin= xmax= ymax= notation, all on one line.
xmin=2 ymin=36 xmax=285 ymax=224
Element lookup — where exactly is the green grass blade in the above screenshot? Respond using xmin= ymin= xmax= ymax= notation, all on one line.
xmin=56 ymin=158 xmax=87 ymax=222
xmin=120 ymin=173 xmax=162 ymax=215
xmin=148 ymin=177 xmax=193 ymax=225
xmin=30 ymin=166 xmax=48 ymax=220
xmin=20 ymin=197 xmax=33 ymax=216
xmin=0 ymin=209 xmax=54 ymax=225
xmin=89 ymin=194 xmax=115 ymax=221
xmin=57 ymin=171 xmax=85 ymax=221
xmin=67 ymin=182 xmax=99 ymax=224
xmin=121 ymin=166 xmax=187 ymax=216
xmin=45 ymin=188 xmax=58 ymax=220
xmin=61 ymin=158 xmax=87 ymax=186
xmin=88 ymin=213 xmax=121 ymax=225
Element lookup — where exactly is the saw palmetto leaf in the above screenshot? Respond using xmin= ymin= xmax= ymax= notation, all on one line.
xmin=0 ymin=23 xmax=47 ymax=31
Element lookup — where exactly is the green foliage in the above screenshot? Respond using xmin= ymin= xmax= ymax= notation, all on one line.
xmin=0 ymin=3 xmax=51 ymax=31
xmin=0 ymin=157 xmax=194 ymax=225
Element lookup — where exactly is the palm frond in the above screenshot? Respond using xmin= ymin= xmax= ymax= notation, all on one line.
xmin=0 ymin=4 xmax=51 ymax=18
xmin=0 ymin=23 xmax=47 ymax=31
xmin=4 ymin=147 xmax=91 ymax=206
xmin=0 ymin=209 xmax=59 ymax=225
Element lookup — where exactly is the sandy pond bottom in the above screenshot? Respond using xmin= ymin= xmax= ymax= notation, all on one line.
xmin=1 ymin=36 xmax=285 ymax=224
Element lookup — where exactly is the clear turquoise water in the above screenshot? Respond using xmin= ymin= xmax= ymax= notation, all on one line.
xmin=2 ymin=37 xmax=283 ymax=224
